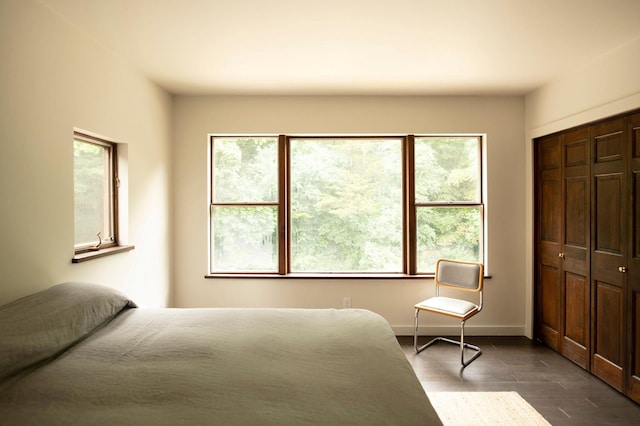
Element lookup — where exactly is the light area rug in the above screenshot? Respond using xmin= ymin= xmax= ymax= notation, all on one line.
xmin=427 ymin=391 xmax=551 ymax=425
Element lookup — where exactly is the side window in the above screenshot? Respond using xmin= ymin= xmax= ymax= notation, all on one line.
xmin=73 ymin=130 xmax=122 ymax=258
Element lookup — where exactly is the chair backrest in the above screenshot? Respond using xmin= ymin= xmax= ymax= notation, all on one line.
xmin=435 ymin=259 xmax=484 ymax=292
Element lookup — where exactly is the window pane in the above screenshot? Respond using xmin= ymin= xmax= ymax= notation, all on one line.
xmin=416 ymin=206 xmax=482 ymax=273
xmin=290 ymin=138 xmax=402 ymax=272
xmin=74 ymin=139 xmax=113 ymax=247
xmin=213 ymin=137 xmax=278 ymax=203
xmin=211 ymin=206 xmax=278 ymax=272
xmin=415 ymin=137 xmax=480 ymax=202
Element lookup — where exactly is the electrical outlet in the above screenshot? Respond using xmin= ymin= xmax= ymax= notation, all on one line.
xmin=342 ymin=297 xmax=352 ymax=309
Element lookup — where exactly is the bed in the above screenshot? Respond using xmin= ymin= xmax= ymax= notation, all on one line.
xmin=0 ymin=282 xmax=441 ymax=425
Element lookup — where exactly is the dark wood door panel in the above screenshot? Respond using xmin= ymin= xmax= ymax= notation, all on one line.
xmin=593 ymin=354 xmax=624 ymax=392
xmin=591 ymin=252 xmax=625 ymax=288
xmin=591 ymin=116 xmax=626 ymax=288
xmin=630 ymin=121 xmax=640 ymax=301
xmin=592 ymin=171 xmax=625 ymax=287
xmin=628 ymin=288 xmax=640 ymax=403
xmin=593 ymin=173 xmax=623 ymax=254
xmin=563 ymin=245 xmax=588 ymax=275
xmin=594 ymin=282 xmax=624 ymax=364
xmin=631 ymin=113 xmax=640 ymax=160
xmin=593 ymin=281 xmax=625 ymax=391
xmin=590 ymin=116 xmax=628 ymax=394
xmin=563 ymin=171 xmax=588 ymax=277
xmin=540 ymin=179 xmax=561 ymax=243
xmin=539 ymin=136 xmax=561 ymax=169
xmin=634 ymin=170 xmax=640 ymax=263
xmin=593 ymin=118 xmax=625 ymax=164
xmin=626 ymin=113 xmax=640 ymax=402
xmin=565 ymin=177 xmax=587 ymax=247
xmin=563 ymin=272 xmax=589 ymax=368
xmin=539 ymin=264 xmax=561 ymax=350
xmin=564 ymin=139 xmax=589 ymax=169
xmin=591 ymin=117 xmax=626 ymax=273
xmin=539 ymin=241 xmax=561 ymax=267
xmin=561 ymin=128 xmax=591 ymax=369
xmin=535 ymin=135 xmax=563 ymax=347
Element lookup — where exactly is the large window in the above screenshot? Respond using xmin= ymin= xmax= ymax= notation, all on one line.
xmin=209 ymin=135 xmax=484 ymax=276
xmin=74 ymin=132 xmax=117 ymax=251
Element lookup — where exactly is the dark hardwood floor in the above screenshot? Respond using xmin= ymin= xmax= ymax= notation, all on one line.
xmin=397 ymin=336 xmax=640 ymax=425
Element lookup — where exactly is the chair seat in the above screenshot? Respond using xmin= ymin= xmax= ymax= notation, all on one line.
xmin=415 ymin=296 xmax=479 ymax=318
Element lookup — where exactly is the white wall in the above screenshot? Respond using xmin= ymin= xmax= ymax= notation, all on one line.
xmin=526 ymin=36 xmax=640 ymax=135
xmin=0 ymin=0 xmax=173 ymax=307
xmin=524 ymin=36 xmax=640 ymax=337
xmin=172 ymin=95 xmax=526 ymax=335
xmin=12 ymin=1 xmax=635 ymax=338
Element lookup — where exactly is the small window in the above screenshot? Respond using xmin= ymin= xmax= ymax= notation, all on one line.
xmin=73 ymin=131 xmax=118 ymax=253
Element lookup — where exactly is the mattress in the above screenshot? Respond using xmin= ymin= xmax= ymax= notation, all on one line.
xmin=0 ymin=282 xmax=441 ymax=425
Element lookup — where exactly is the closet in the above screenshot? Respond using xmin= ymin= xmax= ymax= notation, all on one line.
xmin=534 ymin=109 xmax=640 ymax=403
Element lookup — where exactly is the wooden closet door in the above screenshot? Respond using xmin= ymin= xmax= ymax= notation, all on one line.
xmin=536 ymin=135 xmax=562 ymax=351
xmin=591 ymin=117 xmax=628 ymax=392
xmin=626 ymin=112 xmax=640 ymax=402
xmin=561 ymin=128 xmax=590 ymax=368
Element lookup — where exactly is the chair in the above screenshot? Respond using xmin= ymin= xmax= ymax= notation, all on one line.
xmin=414 ymin=259 xmax=484 ymax=367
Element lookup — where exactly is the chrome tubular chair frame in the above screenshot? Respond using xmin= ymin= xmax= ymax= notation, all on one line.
xmin=414 ymin=310 xmax=482 ymax=367
xmin=413 ymin=259 xmax=484 ymax=368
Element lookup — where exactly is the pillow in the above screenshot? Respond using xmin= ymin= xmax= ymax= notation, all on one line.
xmin=0 ymin=282 xmax=136 ymax=382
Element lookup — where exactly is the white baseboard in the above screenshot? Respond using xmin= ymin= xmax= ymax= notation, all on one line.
xmin=392 ymin=325 xmax=526 ymax=336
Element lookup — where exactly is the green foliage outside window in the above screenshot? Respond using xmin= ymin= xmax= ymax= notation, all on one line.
xmin=290 ymin=138 xmax=402 ymax=272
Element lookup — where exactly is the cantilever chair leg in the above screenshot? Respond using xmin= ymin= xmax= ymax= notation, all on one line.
xmin=414 ymin=310 xmax=482 ymax=367
xmin=413 ymin=308 xmax=421 ymax=352
xmin=457 ymin=319 xmax=482 ymax=367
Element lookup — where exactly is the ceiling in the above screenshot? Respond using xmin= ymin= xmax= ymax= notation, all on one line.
xmin=41 ymin=0 xmax=640 ymax=96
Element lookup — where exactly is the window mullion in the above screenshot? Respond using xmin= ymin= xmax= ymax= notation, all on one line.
xmin=406 ymin=135 xmax=416 ymax=275
xmin=279 ymin=134 xmax=288 ymax=275
xmin=111 ymin=144 xmax=118 ymax=244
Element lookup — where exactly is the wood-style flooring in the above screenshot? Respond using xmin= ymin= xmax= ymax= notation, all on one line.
xmin=397 ymin=336 xmax=640 ymax=425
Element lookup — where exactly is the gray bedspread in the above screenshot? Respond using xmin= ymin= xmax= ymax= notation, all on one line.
xmin=0 ymin=283 xmax=441 ymax=425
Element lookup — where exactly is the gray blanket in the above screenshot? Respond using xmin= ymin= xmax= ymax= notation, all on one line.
xmin=0 ymin=283 xmax=441 ymax=425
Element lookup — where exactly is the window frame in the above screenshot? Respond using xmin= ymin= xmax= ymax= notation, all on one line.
xmin=207 ymin=134 xmax=485 ymax=277
xmin=72 ymin=129 xmax=133 ymax=263
xmin=286 ymin=135 xmax=406 ymax=274
xmin=409 ymin=135 xmax=485 ymax=274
